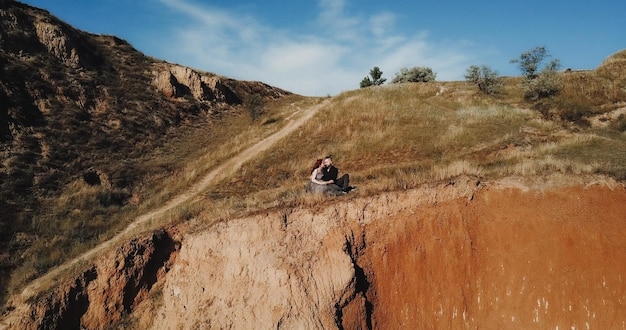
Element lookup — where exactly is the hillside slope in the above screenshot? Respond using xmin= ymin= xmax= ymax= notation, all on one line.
xmin=3 ymin=65 xmax=626 ymax=328
xmin=0 ymin=0 xmax=290 ymax=303
xmin=2 ymin=1 xmax=626 ymax=328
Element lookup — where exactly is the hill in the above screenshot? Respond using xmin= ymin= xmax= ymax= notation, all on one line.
xmin=1 ymin=0 xmax=626 ymax=328
xmin=0 ymin=0 xmax=291 ymax=304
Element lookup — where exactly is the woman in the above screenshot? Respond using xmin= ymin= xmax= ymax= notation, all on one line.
xmin=307 ymin=159 xmax=345 ymax=196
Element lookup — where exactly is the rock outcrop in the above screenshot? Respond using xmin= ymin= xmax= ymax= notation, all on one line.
xmin=2 ymin=229 xmax=180 ymax=330
xmin=3 ymin=175 xmax=625 ymax=329
xmin=0 ymin=0 xmax=292 ymax=299
xmin=152 ymin=63 xmax=290 ymax=105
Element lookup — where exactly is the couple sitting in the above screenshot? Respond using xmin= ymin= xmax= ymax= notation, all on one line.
xmin=307 ymin=155 xmax=353 ymax=196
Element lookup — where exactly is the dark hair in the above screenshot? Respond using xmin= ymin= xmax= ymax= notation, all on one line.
xmin=311 ymin=159 xmax=323 ymax=173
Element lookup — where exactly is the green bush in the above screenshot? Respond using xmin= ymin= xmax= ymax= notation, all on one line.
xmin=522 ymin=69 xmax=561 ymax=100
xmin=511 ymin=46 xmax=561 ymax=100
xmin=360 ymin=67 xmax=386 ymax=88
xmin=391 ymin=66 xmax=436 ymax=84
xmin=464 ymin=65 xmax=502 ymax=94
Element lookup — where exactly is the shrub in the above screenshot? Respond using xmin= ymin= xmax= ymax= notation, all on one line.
xmin=360 ymin=67 xmax=386 ymax=88
xmin=464 ymin=65 xmax=502 ymax=94
xmin=391 ymin=66 xmax=436 ymax=84
xmin=244 ymin=94 xmax=265 ymax=121
xmin=522 ymin=69 xmax=561 ymax=100
xmin=511 ymin=46 xmax=553 ymax=79
xmin=511 ymin=46 xmax=561 ymax=100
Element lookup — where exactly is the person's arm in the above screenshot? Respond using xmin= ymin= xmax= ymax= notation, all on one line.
xmin=310 ymin=168 xmax=329 ymax=185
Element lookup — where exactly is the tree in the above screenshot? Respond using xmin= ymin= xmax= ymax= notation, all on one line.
xmin=511 ymin=46 xmax=561 ymax=99
xmin=391 ymin=66 xmax=436 ymax=84
xmin=510 ymin=46 xmax=559 ymax=79
xmin=360 ymin=66 xmax=386 ymax=88
xmin=464 ymin=65 xmax=502 ymax=94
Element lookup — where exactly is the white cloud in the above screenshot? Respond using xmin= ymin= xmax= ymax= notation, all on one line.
xmin=317 ymin=0 xmax=360 ymax=41
xmin=160 ymin=0 xmax=259 ymax=40
xmin=318 ymin=0 xmax=345 ymax=21
xmin=261 ymin=41 xmax=346 ymax=72
xmin=156 ymin=0 xmax=477 ymax=96
xmin=369 ymin=12 xmax=395 ymax=38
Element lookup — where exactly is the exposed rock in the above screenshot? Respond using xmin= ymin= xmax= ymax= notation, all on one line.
xmin=152 ymin=62 xmax=291 ymax=104
xmin=4 ymin=175 xmax=625 ymax=329
xmin=0 ymin=1 xmax=292 ymax=297
xmin=360 ymin=179 xmax=626 ymax=328
xmin=153 ymin=64 xmax=233 ymax=103
xmin=2 ymin=229 xmax=180 ymax=330
xmin=34 ymin=21 xmax=80 ymax=68
xmin=145 ymin=176 xmax=626 ymax=329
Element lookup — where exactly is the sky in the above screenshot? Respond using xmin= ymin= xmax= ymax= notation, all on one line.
xmin=20 ymin=0 xmax=626 ymax=96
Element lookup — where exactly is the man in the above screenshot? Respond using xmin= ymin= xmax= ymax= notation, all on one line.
xmin=321 ymin=155 xmax=352 ymax=192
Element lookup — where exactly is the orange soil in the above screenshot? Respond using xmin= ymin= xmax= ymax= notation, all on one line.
xmin=359 ymin=185 xmax=626 ymax=329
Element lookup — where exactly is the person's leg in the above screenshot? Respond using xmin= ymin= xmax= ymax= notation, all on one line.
xmin=335 ymin=174 xmax=350 ymax=191
xmin=326 ymin=183 xmax=346 ymax=196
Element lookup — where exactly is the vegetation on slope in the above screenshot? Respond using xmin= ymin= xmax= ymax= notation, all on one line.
xmin=204 ymin=51 xmax=626 ymax=210
xmin=4 ymin=48 xmax=626 ymax=305
xmin=0 ymin=0 xmax=291 ymax=305
xmin=2 ymin=0 xmax=625 ymax=312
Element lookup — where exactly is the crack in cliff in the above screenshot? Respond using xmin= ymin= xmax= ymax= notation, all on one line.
xmin=40 ymin=267 xmax=97 ymax=330
xmin=122 ymin=230 xmax=178 ymax=313
xmin=335 ymin=229 xmax=373 ymax=330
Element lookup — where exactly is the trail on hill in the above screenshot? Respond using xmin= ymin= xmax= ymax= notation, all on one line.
xmin=13 ymin=99 xmax=327 ymax=303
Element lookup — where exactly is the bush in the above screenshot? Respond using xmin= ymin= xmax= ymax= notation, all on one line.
xmin=244 ymin=94 xmax=265 ymax=121
xmin=360 ymin=67 xmax=386 ymax=88
xmin=464 ymin=65 xmax=502 ymax=94
xmin=391 ymin=66 xmax=436 ymax=84
xmin=511 ymin=46 xmax=561 ymax=100
xmin=522 ymin=69 xmax=562 ymax=100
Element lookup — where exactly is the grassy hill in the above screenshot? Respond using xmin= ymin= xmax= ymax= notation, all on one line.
xmin=224 ymin=49 xmax=626 ymax=198
xmin=0 ymin=0 xmax=291 ymax=304
xmin=4 ymin=57 xmax=626 ymax=306
xmin=1 ymin=0 xmax=625 ymax=309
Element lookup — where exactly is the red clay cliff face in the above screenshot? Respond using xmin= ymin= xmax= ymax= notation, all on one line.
xmin=2 ymin=176 xmax=625 ymax=329
xmin=359 ymin=183 xmax=626 ymax=329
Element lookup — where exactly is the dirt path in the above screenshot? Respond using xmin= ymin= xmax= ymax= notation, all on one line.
xmin=11 ymin=99 xmax=328 ymax=304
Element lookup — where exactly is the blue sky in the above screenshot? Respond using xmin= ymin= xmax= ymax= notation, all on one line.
xmin=21 ymin=0 xmax=626 ymax=96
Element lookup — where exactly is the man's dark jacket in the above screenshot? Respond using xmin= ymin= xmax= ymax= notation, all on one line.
xmin=322 ymin=166 xmax=338 ymax=182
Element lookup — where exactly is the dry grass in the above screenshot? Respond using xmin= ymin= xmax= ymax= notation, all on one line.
xmin=6 ymin=55 xmax=626 ymax=300
xmin=191 ymin=78 xmax=625 ymax=230
xmin=6 ymin=94 xmax=315 ymax=294
xmin=210 ymin=77 xmax=625 ymax=201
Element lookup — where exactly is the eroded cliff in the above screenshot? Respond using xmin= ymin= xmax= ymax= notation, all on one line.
xmin=2 ymin=175 xmax=625 ymax=329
